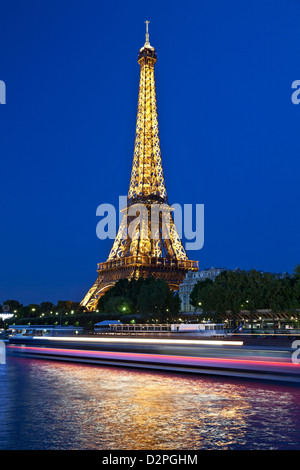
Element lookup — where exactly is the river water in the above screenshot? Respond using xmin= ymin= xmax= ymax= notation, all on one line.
xmin=0 ymin=353 xmax=300 ymax=450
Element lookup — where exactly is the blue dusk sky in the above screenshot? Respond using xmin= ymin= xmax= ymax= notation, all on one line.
xmin=0 ymin=0 xmax=300 ymax=305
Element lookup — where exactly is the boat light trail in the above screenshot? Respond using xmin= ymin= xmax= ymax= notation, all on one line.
xmin=31 ymin=336 xmax=244 ymax=346
xmin=8 ymin=345 xmax=299 ymax=372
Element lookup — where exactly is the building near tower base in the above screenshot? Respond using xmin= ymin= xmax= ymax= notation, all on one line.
xmin=179 ymin=268 xmax=226 ymax=312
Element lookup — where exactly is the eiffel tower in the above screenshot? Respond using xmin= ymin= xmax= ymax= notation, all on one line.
xmin=81 ymin=23 xmax=198 ymax=311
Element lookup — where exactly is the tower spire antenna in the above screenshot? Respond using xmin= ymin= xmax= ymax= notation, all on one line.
xmin=145 ymin=20 xmax=150 ymax=46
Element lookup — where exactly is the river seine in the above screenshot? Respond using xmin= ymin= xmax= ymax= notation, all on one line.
xmin=0 ymin=353 xmax=299 ymax=450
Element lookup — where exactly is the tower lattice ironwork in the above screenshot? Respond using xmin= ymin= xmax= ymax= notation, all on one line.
xmin=81 ymin=23 xmax=198 ymax=311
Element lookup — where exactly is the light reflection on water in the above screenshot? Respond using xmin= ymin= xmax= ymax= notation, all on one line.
xmin=0 ymin=355 xmax=299 ymax=450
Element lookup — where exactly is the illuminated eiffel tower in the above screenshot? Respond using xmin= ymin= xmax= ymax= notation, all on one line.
xmin=81 ymin=22 xmax=198 ymax=311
